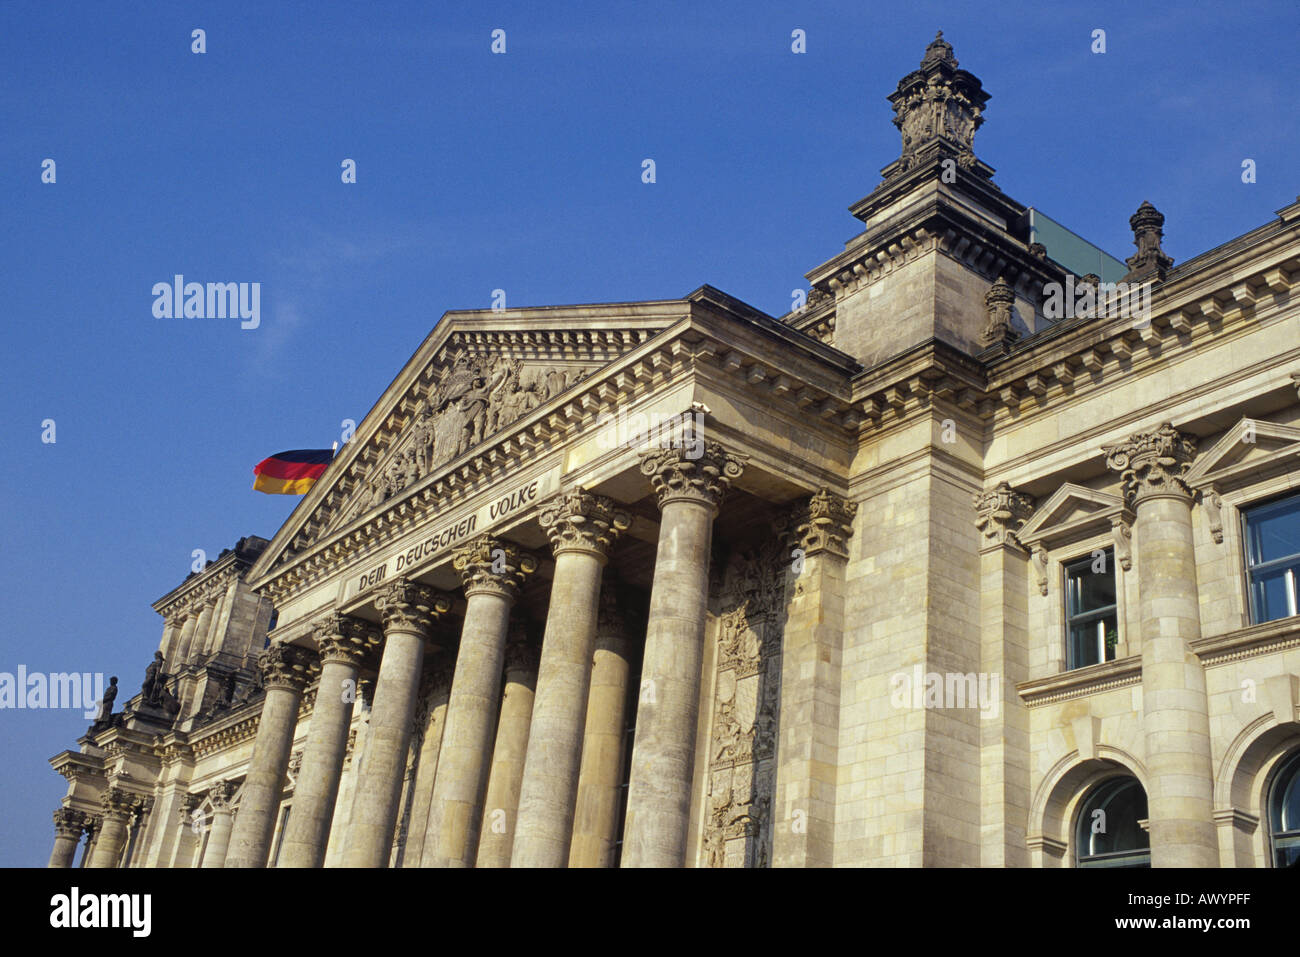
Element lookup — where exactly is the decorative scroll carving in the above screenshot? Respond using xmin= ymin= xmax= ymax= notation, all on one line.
xmin=640 ymin=442 xmax=746 ymax=511
xmin=1112 ymin=518 xmax=1133 ymax=571
xmin=452 ymin=537 xmax=538 ymax=601
xmin=1103 ymin=422 xmax=1198 ymax=506
xmin=1202 ymin=488 xmax=1225 ymax=544
xmin=312 ymin=613 xmax=383 ymax=666
xmin=538 ymin=489 xmax=631 ymax=559
xmin=101 ymin=787 xmax=145 ymax=822
xmin=208 ymin=780 xmax=237 ymax=812
xmin=375 ymin=578 xmax=453 ymax=633
xmin=1032 ymin=545 xmax=1049 ymax=596
xmin=53 ymin=808 xmax=86 ymax=838
xmin=973 ymin=482 xmax=1035 ymax=550
xmin=258 ymin=642 xmax=317 ymax=692
xmin=702 ymin=537 xmax=787 ymax=868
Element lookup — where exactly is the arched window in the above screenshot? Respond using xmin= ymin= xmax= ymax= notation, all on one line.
xmin=1075 ymin=777 xmax=1150 ymax=868
xmin=1268 ymin=750 xmax=1300 ymax=868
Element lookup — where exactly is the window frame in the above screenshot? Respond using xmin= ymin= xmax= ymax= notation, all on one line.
xmin=1075 ymin=775 xmax=1151 ymax=869
xmin=1267 ymin=749 xmax=1300 ymax=869
xmin=1241 ymin=490 xmax=1300 ymax=626
xmin=1062 ymin=547 xmax=1120 ymax=671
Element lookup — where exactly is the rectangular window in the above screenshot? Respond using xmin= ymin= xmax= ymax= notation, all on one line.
xmin=1065 ymin=549 xmax=1118 ymax=670
xmin=1244 ymin=493 xmax=1300 ymax=624
xmin=271 ymin=805 xmax=291 ymax=867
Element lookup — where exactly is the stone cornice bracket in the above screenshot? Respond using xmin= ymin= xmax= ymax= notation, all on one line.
xmin=208 ymin=780 xmax=237 ymax=810
xmin=53 ymin=807 xmax=86 ymax=837
xmin=259 ymin=642 xmax=317 ymax=693
xmin=1103 ymin=422 xmax=1198 ymax=506
xmin=1122 ymin=200 xmax=1175 ymax=283
xmin=312 ymin=613 xmax=383 ymax=666
xmin=100 ymin=786 xmax=143 ymax=822
xmin=973 ymin=482 xmax=1035 ymax=552
xmin=375 ymin=577 xmax=453 ymax=633
xmin=639 ymin=442 xmax=747 ymax=514
xmin=978 ymin=277 xmax=1019 ymax=349
xmin=452 ymin=538 xmax=538 ymax=602
xmin=780 ymin=488 xmax=859 ymax=560
xmin=538 ymin=488 xmax=631 ymax=562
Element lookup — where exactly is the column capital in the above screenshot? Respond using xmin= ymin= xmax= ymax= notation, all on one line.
xmin=538 ymin=488 xmax=631 ymax=560
xmin=311 ymin=613 xmax=383 ymax=666
xmin=1103 ymin=422 xmax=1198 ymax=505
xmin=259 ymin=642 xmax=317 ymax=692
xmin=453 ymin=537 xmax=538 ymax=601
xmin=208 ymin=780 xmax=237 ymax=811
xmin=375 ymin=578 xmax=453 ymax=633
xmin=100 ymin=787 xmax=144 ymax=823
xmin=53 ymin=807 xmax=86 ymax=838
xmin=178 ymin=793 xmax=201 ymax=823
xmin=639 ymin=442 xmax=746 ymax=512
xmin=973 ymin=481 xmax=1035 ymax=551
xmin=779 ymin=488 xmax=859 ymax=559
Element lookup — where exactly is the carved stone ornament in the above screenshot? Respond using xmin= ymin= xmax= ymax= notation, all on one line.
xmin=208 ymin=780 xmax=237 ymax=811
xmin=258 ymin=642 xmax=317 ymax=693
xmin=639 ymin=441 xmax=747 ymax=512
xmin=312 ymin=613 xmax=383 ymax=666
xmin=53 ymin=807 xmax=86 ymax=838
xmin=972 ymin=482 xmax=1035 ymax=550
xmin=979 ymin=277 xmax=1018 ymax=348
xmin=1112 ymin=518 xmax=1133 ymax=571
xmin=452 ymin=537 xmax=538 ymax=601
xmin=1103 ymin=422 xmax=1198 ymax=506
xmin=1202 ymin=487 xmax=1225 ymax=544
xmin=538 ymin=488 xmax=631 ymax=560
xmin=886 ymin=31 xmax=990 ymax=179
xmin=375 ymin=578 xmax=453 ymax=633
xmin=1032 ymin=545 xmax=1049 ymax=596
xmin=341 ymin=351 xmax=592 ymax=527
xmin=781 ymin=489 xmax=858 ymax=560
xmin=1122 ymin=200 xmax=1175 ymax=283
xmin=100 ymin=787 xmax=144 ymax=822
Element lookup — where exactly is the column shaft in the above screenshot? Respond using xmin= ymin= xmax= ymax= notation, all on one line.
xmin=201 ymin=809 xmax=234 ymax=868
xmin=476 ymin=644 xmax=538 ymax=867
xmin=569 ymin=627 xmax=631 ymax=868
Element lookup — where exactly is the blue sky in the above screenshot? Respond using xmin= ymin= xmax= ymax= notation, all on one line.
xmin=2 ymin=1 xmax=1296 ymax=866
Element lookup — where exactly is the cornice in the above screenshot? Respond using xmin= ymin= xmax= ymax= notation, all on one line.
xmin=1017 ymin=655 xmax=1142 ymax=708
xmin=1192 ymin=617 xmax=1300 ymax=666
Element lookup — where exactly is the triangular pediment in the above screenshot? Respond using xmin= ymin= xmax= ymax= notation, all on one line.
xmin=248 ymin=302 xmax=684 ymax=588
xmin=1018 ymin=483 xmax=1129 ymax=549
xmin=1185 ymin=417 xmax=1300 ymax=491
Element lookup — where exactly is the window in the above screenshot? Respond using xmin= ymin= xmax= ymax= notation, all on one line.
xmin=1244 ymin=493 xmax=1300 ymax=624
xmin=271 ymin=804 xmax=291 ymax=867
xmin=1076 ymin=777 xmax=1150 ymax=868
xmin=1064 ymin=548 xmax=1118 ymax=669
xmin=1268 ymin=750 xmax=1300 ymax=868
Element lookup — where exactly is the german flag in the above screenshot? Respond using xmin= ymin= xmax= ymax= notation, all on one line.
xmin=253 ymin=449 xmax=334 ymax=495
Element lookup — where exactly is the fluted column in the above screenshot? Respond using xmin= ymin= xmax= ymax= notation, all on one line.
xmin=187 ymin=597 xmax=216 ymax=662
xmin=345 ymin=579 xmax=451 ymax=867
xmin=48 ymin=809 xmax=86 ymax=868
xmin=278 ymin=614 xmax=381 ymax=867
xmin=511 ymin=491 xmax=630 ymax=867
xmin=88 ymin=788 xmax=140 ymax=868
xmin=1105 ymin=423 xmax=1217 ymax=866
xmin=476 ymin=634 xmax=539 ymax=867
xmin=224 ymin=643 xmax=315 ymax=867
xmin=569 ymin=585 xmax=634 ymax=867
xmin=623 ymin=442 xmax=746 ymax=867
xmin=200 ymin=781 xmax=237 ymax=868
xmin=771 ymin=489 xmax=857 ymax=868
xmin=402 ymin=659 xmax=453 ymax=867
xmin=425 ymin=538 xmax=537 ymax=867
xmin=158 ymin=617 xmax=183 ymax=662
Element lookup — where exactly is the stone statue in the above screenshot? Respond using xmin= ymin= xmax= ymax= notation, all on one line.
xmin=97 ymin=676 xmax=118 ymax=723
xmin=142 ymin=652 xmax=166 ymax=706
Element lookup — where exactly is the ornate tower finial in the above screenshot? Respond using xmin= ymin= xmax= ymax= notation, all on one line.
xmin=979 ymin=276 xmax=1018 ymax=348
xmin=1122 ymin=200 xmax=1174 ymax=282
xmin=884 ymin=31 xmax=990 ymax=181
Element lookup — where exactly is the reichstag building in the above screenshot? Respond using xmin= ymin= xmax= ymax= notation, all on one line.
xmin=48 ymin=34 xmax=1300 ymax=868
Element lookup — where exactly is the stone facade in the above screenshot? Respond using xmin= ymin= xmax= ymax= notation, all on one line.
xmin=48 ymin=36 xmax=1300 ymax=868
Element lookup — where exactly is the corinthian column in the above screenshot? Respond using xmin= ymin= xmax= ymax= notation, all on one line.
xmin=345 ymin=579 xmax=452 ymax=868
xmin=569 ymin=584 xmax=635 ymax=868
xmin=771 ymin=489 xmax=857 ymax=868
xmin=48 ymin=809 xmax=86 ymax=868
xmin=1104 ymin=422 xmax=1217 ymax=866
xmin=476 ymin=633 xmax=539 ymax=867
xmin=88 ymin=788 xmax=141 ymax=868
xmin=512 ymin=490 xmax=631 ymax=867
xmin=425 ymin=538 xmax=537 ymax=867
xmin=224 ymin=642 xmax=315 ymax=867
xmin=200 ymin=781 xmax=237 ymax=868
xmin=622 ymin=442 xmax=746 ymax=868
xmin=278 ymin=614 xmax=381 ymax=868
xmin=402 ymin=658 xmax=454 ymax=867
